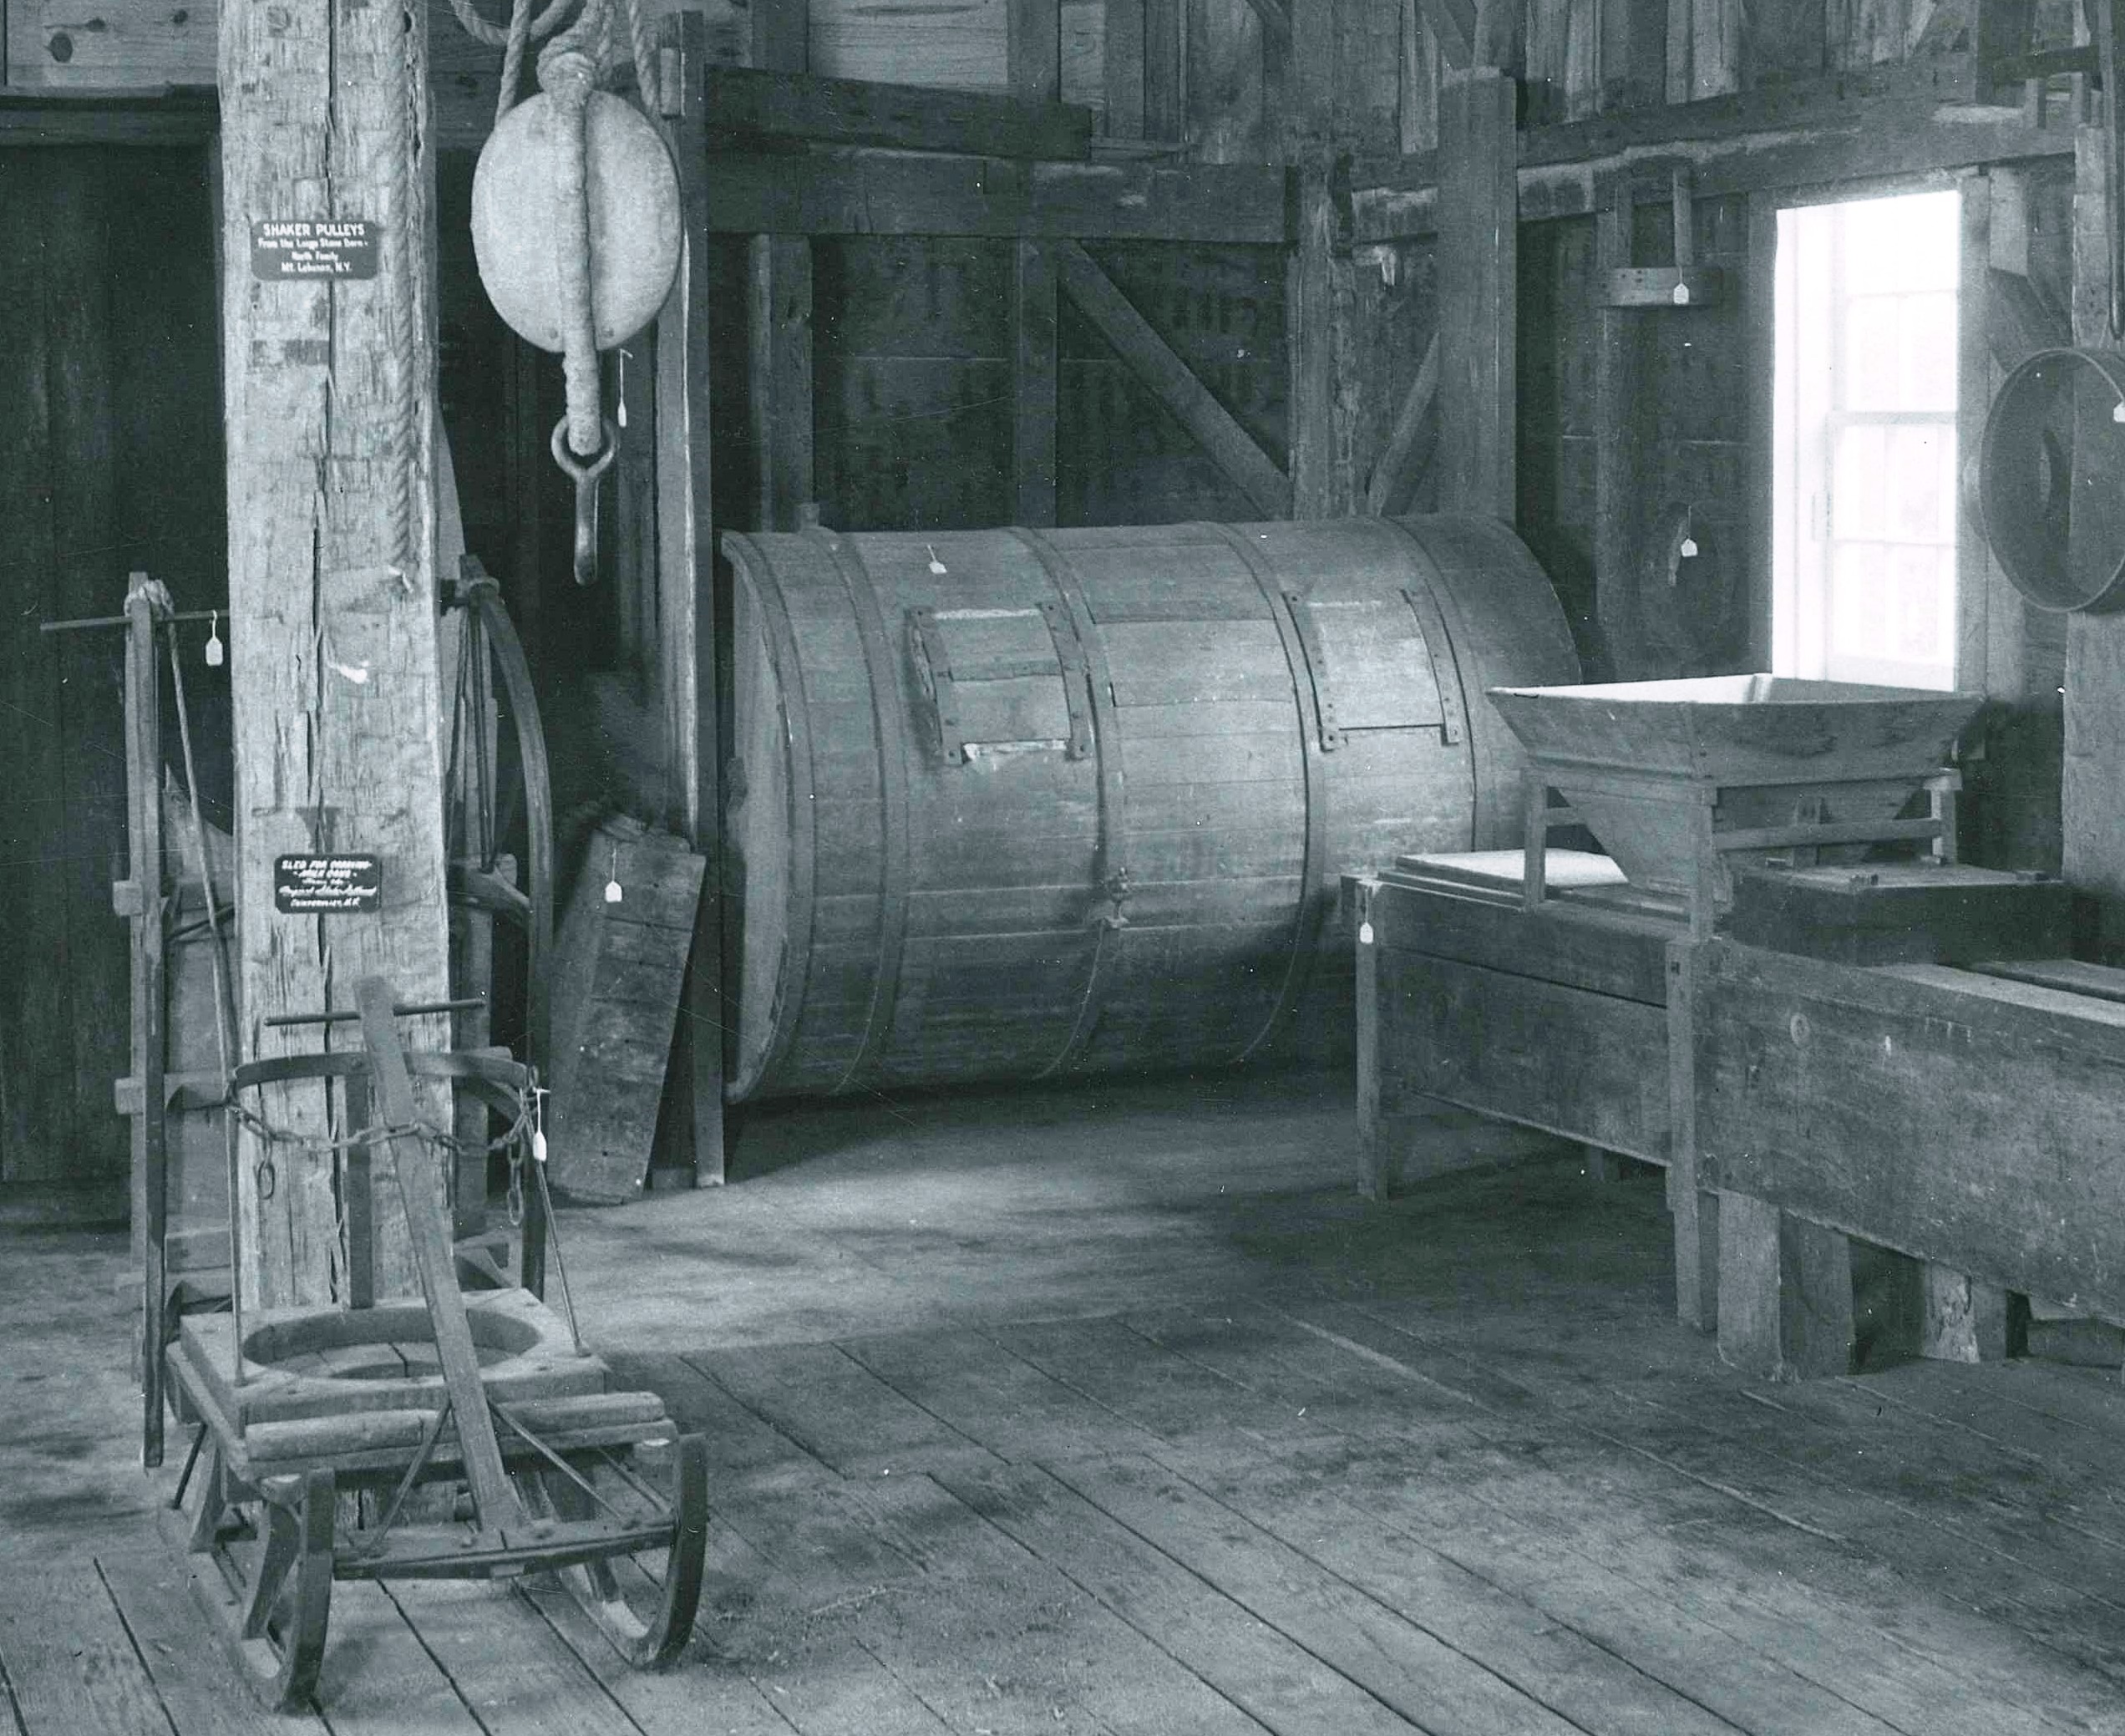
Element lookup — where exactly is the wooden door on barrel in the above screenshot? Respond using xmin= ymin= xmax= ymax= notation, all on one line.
xmin=0 ymin=145 xmax=226 ymax=1216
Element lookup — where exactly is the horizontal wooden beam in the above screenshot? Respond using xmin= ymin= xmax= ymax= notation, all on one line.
xmin=703 ymin=150 xmax=1293 ymax=242
xmin=702 ymin=64 xmax=1094 ymax=160
xmin=1054 ymin=240 xmax=1292 ymax=517
xmin=1354 ymin=57 xmax=2073 ymax=240
xmin=0 ymin=87 xmax=216 ymax=144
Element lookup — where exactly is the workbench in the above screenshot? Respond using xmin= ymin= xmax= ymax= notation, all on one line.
xmin=1350 ymin=846 xmax=2108 ymax=1378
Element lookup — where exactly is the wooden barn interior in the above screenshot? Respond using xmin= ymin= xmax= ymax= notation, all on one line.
xmin=14 ymin=0 xmax=2125 ymax=1728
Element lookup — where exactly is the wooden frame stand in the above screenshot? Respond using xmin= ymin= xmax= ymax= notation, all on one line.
xmin=160 ymin=979 xmax=708 ymax=1710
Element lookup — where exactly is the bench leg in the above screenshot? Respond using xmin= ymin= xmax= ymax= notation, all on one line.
xmin=1717 ymin=1192 xmax=1854 ymax=1380
xmin=1921 ymin=1266 xmax=2025 ymax=1363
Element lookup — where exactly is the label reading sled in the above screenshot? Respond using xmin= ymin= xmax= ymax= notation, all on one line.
xmin=275 ymin=855 xmax=383 ymax=915
xmin=251 ymin=220 xmax=380 ymax=281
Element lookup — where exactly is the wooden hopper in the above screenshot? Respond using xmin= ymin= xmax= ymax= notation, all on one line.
xmin=1486 ymin=675 xmax=1984 ymax=930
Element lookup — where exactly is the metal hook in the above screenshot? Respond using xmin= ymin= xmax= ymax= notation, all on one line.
xmin=550 ymin=416 xmax=620 ymax=586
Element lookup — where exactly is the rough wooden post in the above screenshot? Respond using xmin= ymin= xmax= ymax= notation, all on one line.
xmin=749 ymin=0 xmax=814 ymax=534
xmin=1435 ymin=61 xmax=1516 ymax=521
xmin=221 ymin=0 xmax=453 ymax=1307
xmin=1286 ymin=0 xmax=1358 ymax=520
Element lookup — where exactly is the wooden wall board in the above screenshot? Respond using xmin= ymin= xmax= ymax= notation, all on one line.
xmin=705 ymin=63 xmax=1094 ymax=158
xmin=0 ymin=148 xmax=221 ymax=1200
xmin=1433 ymin=65 xmax=1516 ymax=520
xmin=1057 ymin=241 xmax=1287 ymax=525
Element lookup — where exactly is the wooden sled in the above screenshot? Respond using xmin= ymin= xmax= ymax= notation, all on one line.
xmin=160 ymin=978 xmax=707 ymax=1711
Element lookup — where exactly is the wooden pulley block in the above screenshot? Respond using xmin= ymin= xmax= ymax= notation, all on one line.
xmin=471 ymin=91 xmax=680 ymax=353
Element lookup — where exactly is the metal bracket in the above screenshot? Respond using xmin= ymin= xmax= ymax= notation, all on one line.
xmin=905 ymin=607 xmax=966 ymax=764
xmin=1037 ymin=601 xmax=1096 ymax=760
xmin=1281 ymin=590 xmax=1342 ymax=751
xmin=1397 ymin=586 xmax=1465 ymax=746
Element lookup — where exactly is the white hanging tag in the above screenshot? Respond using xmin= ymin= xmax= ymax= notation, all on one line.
xmin=205 ymin=608 xmax=224 ymax=667
xmin=604 ymin=843 xmax=623 ymax=905
xmin=926 ymin=542 xmax=948 ymax=576
xmin=617 ymin=350 xmax=630 ymax=429
xmin=1679 ymin=536 xmax=1698 ymax=559
xmin=530 ymin=1087 xmax=548 ymax=1164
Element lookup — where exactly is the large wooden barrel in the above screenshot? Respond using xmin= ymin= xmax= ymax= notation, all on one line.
xmin=723 ymin=516 xmax=1579 ymax=1100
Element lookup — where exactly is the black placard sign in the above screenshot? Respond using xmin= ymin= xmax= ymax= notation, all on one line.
xmin=276 ymin=855 xmax=383 ymax=914
xmin=251 ymin=219 xmax=380 ymax=281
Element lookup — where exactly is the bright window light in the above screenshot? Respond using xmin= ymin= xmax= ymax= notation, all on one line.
xmin=1773 ymin=188 xmax=1960 ymax=690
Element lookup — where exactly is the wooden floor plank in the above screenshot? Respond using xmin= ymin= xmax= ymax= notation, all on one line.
xmin=382 ymin=1580 xmax=645 ymax=1736
xmin=1044 ymin=1451 xmax=1613 ymax=1736
xmin=1306 ymin=1296 xmax=2125 ymax=1731
xmin=1199 ymin=1438 xmax=1907 ymax=1736
xmin=310 ymin=1581 xmax=489 ymax=1736
xmin=93 ymin=1546 xmax=333 ymax=1736
xmin=840 ymin=1327 xmax=1176 ymax=1464
xmin=0 ymin=1561 xmax=175 ymax=1736
xmin=939 ymin=1459 xmax=1431 ymax=1736
xmin=517 ymin=1570 xmax=797 ymax=1736
xmin=609 ymin=1351 xmax=833 ymax=1491
xmin=984 ymin=1315 xmax=1350 ymax=1454
xmin=814 ymin=1474 xmax=1272 ymax=1736
xmin=687 ymin=1342 xmax=1001 ymax=1476
xmin=1131 ymin=1450 xmax=1745 ymax=1736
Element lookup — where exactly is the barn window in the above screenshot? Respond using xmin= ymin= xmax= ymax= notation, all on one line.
xmin=1773 ymin=188 xmax=1962 ymax=691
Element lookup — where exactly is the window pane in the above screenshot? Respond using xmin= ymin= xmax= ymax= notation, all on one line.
xmin=1844 ymin=298 xmax=1902 ymax=410
xmin=1838 ymin=190 xmax=1960 ymax=293
xmin=1832 ymin=543 xmax=1953 ymax=667
xmin=1885 ymin=422 xmax=1955 ymax=543
xmin=1833 ymin=424 xmax=1888 ymax=537
xmin=1898 ymin=292 xmax=1957 ymax=410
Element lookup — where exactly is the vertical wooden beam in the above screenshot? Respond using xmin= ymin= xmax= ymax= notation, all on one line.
xmin=1665 ymin=939 xmax=1712 ymax=1331
xmin=1717 ymin=1192 xmax=1856 ymax=1379
xmin=748 ymin=237 xmax=814 ymax=530
xmin=751 ymin=0 xmax=809 ymax=75
xmin=1956 ymin=171 xmax=1993 ymax=698
xmin=1353 ymin=883 xmax=1401 ymax=1200
xmin=123 ymin=586 xmax=167 ymax=1464
xmin=1106 ymin=0 xmax=1148 ymax=137
xmin=1435 ymin=63 xmax=1516 ymax=522
xmin=1591 ymin=191 xmax=1638 ymax=678
xmin=1012 ymin=240 xmax=1059 ymax=526
xmin=1010 ymin=0 xmax=1063 ymax=101
xmin=751 ymin=0 xmax=814 ymax=536
xmin=1145 ymin=0 xmax=1184 ymax=140
xmin=1744 ymin=190 xmax=1778 ymax=673
xmin=1920 ymin=1266 xmax=2021 ymax=1363
xmin=221 ymin=0 xmax=452 ymax=1307
xmin=1975 ymin=0 xmax=2037 ymax=104
xmin=1284 ymin=0 xmax=1356 ymax=519
xmin=1598 ymin=0 xmax=1665 ymax=111
xmin=657 ymin=11 xmax=725 ymax=1186
xmin=2066 ymin=120 xmax=2125 ymax=960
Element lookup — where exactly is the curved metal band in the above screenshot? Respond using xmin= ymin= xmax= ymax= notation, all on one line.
xmin=1372 ymin=517 xmax=1488 ymax=845
xmin=729 ymin=535 xmax=820 ymax=1096
xmin=1202 ymin=523 xmax=1331 ymax=1065
xmin=808 ymin=528 xmax=913 ymax=1094
xmin=1011 ymin=527 xmax=1127 ymax=1082
xmin=233 ymin=1051 xmax=535 ymax=1093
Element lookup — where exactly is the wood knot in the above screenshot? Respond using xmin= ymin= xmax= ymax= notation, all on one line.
xmin=45 ymin=31 xmax=73 ymax=59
